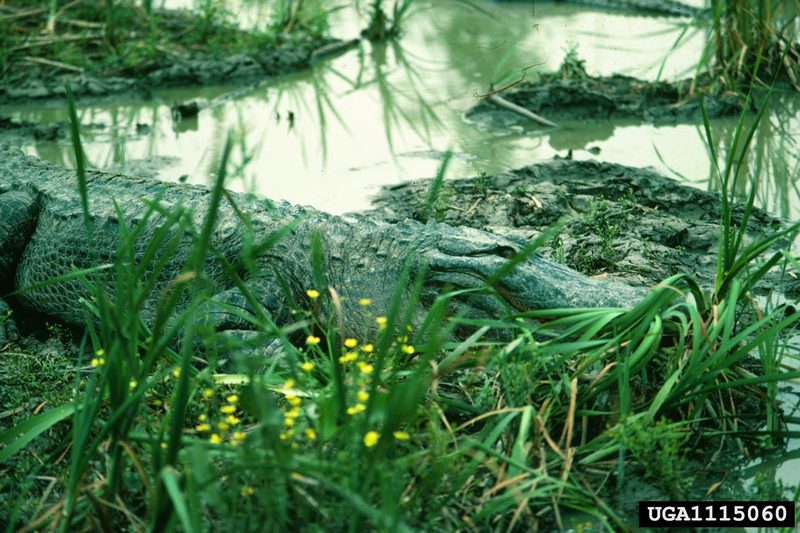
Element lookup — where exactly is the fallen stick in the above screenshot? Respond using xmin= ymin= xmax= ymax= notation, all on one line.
xmin=22 ymin=55 xmax=85 ymax=73
xmin=11 ymin=32 xmax=104 ymax=53
xmin=0 ymin=8 xmax=46 ymax=23
xmin=310 ymin=38 xmax=361 ymax=62
xmin=488 ymin=93 xmax=558 ymax=129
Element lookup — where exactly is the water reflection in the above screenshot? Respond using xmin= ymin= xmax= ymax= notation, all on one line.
xmin=0 ymin=0 xmax=796 ymax=220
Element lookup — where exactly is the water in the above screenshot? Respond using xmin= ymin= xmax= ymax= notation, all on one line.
xmin=5 ymin=0 xmax=796 ymax=218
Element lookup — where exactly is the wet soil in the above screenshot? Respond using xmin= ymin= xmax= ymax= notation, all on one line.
xmin=0 ymin=4 xmax=340 ymax=105
xmin=0 ymin=35 xmax=332 ymax=104
xmin=0 ymin=115 xmax=65 ymax=142
xmin=366 ymin=159 xmax=795 ymax=292
xmin=0 ymin=115 xmax=107 ymax=142
xmin=466 ymin=74 xmax=746 ymax=129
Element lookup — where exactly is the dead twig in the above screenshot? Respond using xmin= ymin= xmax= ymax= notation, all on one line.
xmin=10 ymin=32 xmax=104 ymax=54
xmin=488 ymin=93 xmax=559 ymax=129
xmin=0 ymin=8 xmax=46 ymax=23
xmin=22 ymin=55 xmax=85 ymax=73
xmin=474 ymin=76 xmax=525 ymax=99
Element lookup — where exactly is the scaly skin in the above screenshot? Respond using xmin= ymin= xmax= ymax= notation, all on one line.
xmin=0 ymin=146 xmax=648 ymax=345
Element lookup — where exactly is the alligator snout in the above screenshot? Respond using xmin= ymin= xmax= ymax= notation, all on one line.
xmin=423 ymin=226 xmax=648 ymax=311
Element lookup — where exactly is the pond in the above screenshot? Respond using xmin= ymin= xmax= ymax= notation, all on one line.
xmin=3 ymin=0 xmax=797 ymax=218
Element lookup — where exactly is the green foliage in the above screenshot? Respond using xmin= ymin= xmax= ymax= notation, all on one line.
xmin=704 ymin=0 xmax=800 ymax=89
xmin=613 ymin=416 xmax=690 ymax=498
xmin=0 ymin=0 xmax=321 ymax=84
xmin=559 ymin=43 xmax=588 ymax=80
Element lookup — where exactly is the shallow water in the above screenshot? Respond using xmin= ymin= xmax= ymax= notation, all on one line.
xmin=4 ymin=0 xmax=796 ymax=219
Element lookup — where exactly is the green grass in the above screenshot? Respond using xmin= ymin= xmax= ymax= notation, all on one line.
xmin=702 ymin=0 xmax=799 ymax=90
xmin=0 ymin=0 xmax=330 ymax=86
xmin=1 ymin=81 xmax=800 ymax=531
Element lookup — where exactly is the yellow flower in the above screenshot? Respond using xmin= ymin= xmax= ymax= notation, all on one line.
xmin=287 ymin=395 xmax=302 ymax=407
xmin=90 ymin=357 xmax=105 ymax=367
xmin=217 ymin=422 xmax=230 ymax=431
xmin=306 ymin=289 xmax=320 ymax=299
xmin=363 ymin=431 xmax=380 ymax=447
xmin=401 ymin=344 xmax=415 ymax=355
xmin=286 ymin=407 xmax=301 ymax=418
xmin=202 ymin=388 xmax=214 ymax=399
xmin=359 ymin=298 xmax=372 ymax=306
xmin=226 ymin=394 xmax=239 ymax=404
xmin=231 ymin=431 xmax=247 ymax=443
xmin=225 ymin=415 xmax=240 ymax=425
xmin=305 ymin=428 xmax=317 ymax=440
xmin=306 ymin=335 xmax=321 ymax=346
xmin=129 ymin=379 xmax=137 ymax=389
xmin=338 ymin=352 xmax=358 ymax=364
xmin=220 ymin=405 xmax=237 ymax=414
xmin=209 ymin=434 xmax=222 ymax=444
xmin=241 ymin=486 xmax=256 ymax=497
xmin=357 ymin=362 xmax=374 ymax=375
xmin=172 ymin=367 xmax=181 ymax=378
xmin=376 ymin=316 xmax=387 ymax=326
xmin=284 ymin=379 xmax=296 ymax=389
xmin=357 ymin=391 xmax=369 ymax=402
xmin=279 ymin=432 xmax=289 ymax=440
xmin=198 ymin=414 xmax=207 ymax=422
xmin=160 ymin=442 xmax=168 ymax=449
xmin=284 ymin=417 xmax=296 ymax=427
xmin=95 ymin=348 xmax=105 ymax=357
xmin=393 ymin=431 xmax=410 ymax=440
xmin=195 ymin=423 xmax=211 ymax=432
xmin=300 ymin=362 xmax=315 ymax=372
xmin=344 ymin=338 xmax=358 ymax=348
xmin=347 ymin=403 xmax=366 ymax=415
xmin=361 ymin=343 xmax=374 ymax=354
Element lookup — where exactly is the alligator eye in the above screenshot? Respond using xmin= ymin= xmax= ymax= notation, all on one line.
xmin=494 ymin=246 xmax=517 ymax=259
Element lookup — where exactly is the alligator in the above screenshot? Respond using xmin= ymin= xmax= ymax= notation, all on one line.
xmin=0 ymin=146 xmax=648 ymax=348
xmin=495 ymin=0 xmax=702 ymax=18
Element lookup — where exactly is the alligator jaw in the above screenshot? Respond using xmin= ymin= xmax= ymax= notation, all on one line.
xmin=423 ymin=228 xmax=649 ymax=312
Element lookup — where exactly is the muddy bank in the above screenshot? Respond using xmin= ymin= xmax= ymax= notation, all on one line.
xmin=0 ymin=115 xmax=108 ymax=143
xmin=366 ymin=159 xmax=795 ymax=292
xmin=466 ymin=74 xmax=745 ymax=129
xmin=0 ymin=116 xmax=65 ymax=142
xmin=0 ymin=35 xmax=334 ymax=104
xmin=0 ymin=4 xmax=342 ymax=104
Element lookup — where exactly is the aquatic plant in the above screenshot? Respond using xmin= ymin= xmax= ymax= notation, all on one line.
xmin=268 ymin=0 xmax=329 ymax=35
xmin=0 ymin=0 xmax=322 ymax=89
xmin=703 ymin=0 xmax=800 ymax=89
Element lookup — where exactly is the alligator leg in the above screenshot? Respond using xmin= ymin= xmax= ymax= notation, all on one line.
xmin=190 ymin=277 xmax=299 ymax=366
xmin=0 ymin=190 xmax=39 ymax=343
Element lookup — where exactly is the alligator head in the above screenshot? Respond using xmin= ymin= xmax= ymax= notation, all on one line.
xmin=329 ymin=220 xmax=648 ymax=340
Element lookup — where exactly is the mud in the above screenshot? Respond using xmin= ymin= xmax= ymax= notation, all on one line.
xmin=0 ymin=34 xmax=336 ymax=105
xmin=366 ymin=159 xmax=796 ymax=293
xmin=466 ymin=74 xmax=746 ymax=129
xmin=0 ymin=115 xmax=108 ymax=143
xmin=0 ymin=115 xmax=66 ymax=142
